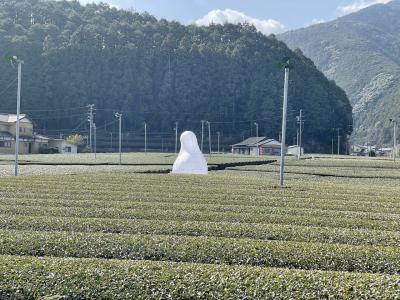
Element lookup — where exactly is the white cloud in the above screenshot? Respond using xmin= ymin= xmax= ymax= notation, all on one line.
xmin=311 ymin=18 xmax=326 ymax=25
xmin=75 ymin=0 xmax=119 ymax=9
xmin=195 ymin=9 xmax=285 ymax=35
xmin=339 ymin=0 xmax=391 ymax=15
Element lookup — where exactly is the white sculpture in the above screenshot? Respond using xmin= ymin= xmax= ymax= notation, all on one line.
xmin=171 ymin=131 xmax=208 ymax=175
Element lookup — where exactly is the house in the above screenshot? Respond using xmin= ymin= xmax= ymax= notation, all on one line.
xmin=0 ymin=113 xmax=76 ymax=154
xmin=0 ymin=114 xmax=36 ymax=154
xmin=231 ymin=137 xmax=266 ymax=155
xmin=232 ymin=137 xmax=282 ymax=156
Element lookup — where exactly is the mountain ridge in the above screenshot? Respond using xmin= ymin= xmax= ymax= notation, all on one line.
xmin=279 ymin=0 xmax=400 ymax=145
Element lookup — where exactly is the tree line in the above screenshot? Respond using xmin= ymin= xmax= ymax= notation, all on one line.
xmin=0 ymin=0 xmax=353 ymax=152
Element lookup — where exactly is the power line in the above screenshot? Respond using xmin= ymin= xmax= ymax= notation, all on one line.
xmin=0 ymin=77 xmax=17 ymax=98
xmin=24 ymin=106 xmax=87 ymax=112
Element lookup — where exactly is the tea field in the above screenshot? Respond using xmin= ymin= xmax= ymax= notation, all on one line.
xmin=0 ymin=155 xmax=400 ymax=298
xmin=0 ymin=153 xmax=275 ymax=176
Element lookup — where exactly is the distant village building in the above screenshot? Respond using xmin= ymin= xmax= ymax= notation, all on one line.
xmin=0 ymin=113 xmax=77 ymax=154
xmin=287 ymin=145 xmax=304 ymax=156
xmin=49 ymin=139 xmax=77 ymax=154
xmin=350 ymin=144 xmax=395 ymax=157
xmin=232 ymin=137 xmax=282 ymax=156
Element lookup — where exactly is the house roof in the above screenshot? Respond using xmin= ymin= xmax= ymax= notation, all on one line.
xmin=232 ymin=137 xmax=281 ymax=147
xmin=253 ymin=139 xmax=281 ymax=147
xmin=0 ymin=113 xmax=31 ymax=124
xmin=232 ymin=137 xmax=268 ymax=147
xmin=49 ymin=139 xmax=76 ymax=147
xmin=0 ymin=131 xmax=13 ymax=139
xmin=34 ymin=134 xmax=51 ymax=141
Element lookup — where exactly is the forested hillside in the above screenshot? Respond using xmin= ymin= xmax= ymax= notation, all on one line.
xmin=0 ymin=0 xmax=352 ymax=152
xmin=280 ymin=0 xmax=400 ymax=145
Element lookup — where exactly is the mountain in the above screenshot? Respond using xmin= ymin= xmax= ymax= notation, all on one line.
xmin=0 ymin=0 xmax=352 ymax=152
xmin=279 ymin=0 xmax=400 ymax=145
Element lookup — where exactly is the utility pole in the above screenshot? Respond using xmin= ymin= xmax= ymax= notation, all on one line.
xmin=331 ymin=130 xmax=334 ymax=157
xmin=144 ymin=122 xmax=147 ymax=153
xmin=115 ymin=113 xmax=122 ymax=164
xmin=201 ymin=120 xmax=205 ymax=153
xmin=217 ymin=132 xmax=220 ymax=153
xmin=390 ymin=119 xmax=397 ymax=162
xmin=110 ymin=132 xmax=113 ymax=151
xmin=9 ymin=56 xmax=24 ymax=176
xmin=174 ymin=121 xmax=178 ymax=154
xmin=254 ymin=122 xmax=259 ymax=137
xmin=279 ymin=58 xmax=291 ymax=187
xmin=87 ymin=104 xmax=95 ymax=152
xmin=337 ymin=128 xmax=341 ymax=155
xmin=206 ymin=121 xmax=211 ymax=154
xmin=296 ymin=109 xmax=304 ymax=159
xmin=93 ymin=123 xmax=97 ymax=159
xmin=299 ymin=109 xmax=303 ymax=159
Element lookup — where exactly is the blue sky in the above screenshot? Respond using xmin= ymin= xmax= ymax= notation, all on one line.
xmin=78 ymin=0 xmax=392 ymax=33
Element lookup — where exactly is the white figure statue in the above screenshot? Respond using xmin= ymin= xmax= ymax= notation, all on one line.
xmin=171 ymin=131 xmax=208 ymax=175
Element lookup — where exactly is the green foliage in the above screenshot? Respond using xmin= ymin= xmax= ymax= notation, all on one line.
xmin=65 ymin=134 xmax=84 ymax=146
xmin=1 ymin=229 xmax=400 ymax=274
xmin=1 ymin=256 xmax=400 ymax=299
xmin=0 ymin=0 xmax=352 ymax=152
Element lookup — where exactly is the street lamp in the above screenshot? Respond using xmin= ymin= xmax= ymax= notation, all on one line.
xmin=115 ymin=113 xmax=122 ymax=164
xmin=206 ymin=121 xmax=211 ymax=154
xmin=390 ymin=119 xmax=397 ymax=162
xmin=8 ymin=56 xmax=24 ymax=176
xmin=279 ymin=57 xmax=292 ymax=186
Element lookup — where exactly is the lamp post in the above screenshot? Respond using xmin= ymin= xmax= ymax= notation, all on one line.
xmin=174 ymin=121 xmax=178 ymax=154
xmin=390 ymin=119 xmax=397 ymax=162
xmin=115 ymin=113 xmax=122 ymax=164
xmin=206 ymin=121 xmax=211 ymax=154
xmin=217 ymin=131 xmax=220 ymax=153
xmin=144 ymin=122 xmax=147 ymax=153
xmin=279 ymin=58 xmax=292 ymax=187
xmin=8 ymin=56 xmax=24 ymax=176
xmin=93 ymin=123 xmax=97 ymax=159
xmin=201 ymin=120 xmax=205 ymax=153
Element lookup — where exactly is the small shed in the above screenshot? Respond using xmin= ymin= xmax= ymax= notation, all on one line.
xmin=287 ymin=145 xmax=304 ymax=156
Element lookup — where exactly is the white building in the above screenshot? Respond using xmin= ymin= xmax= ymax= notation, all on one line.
xmin=287 ymin=145 xmax=304 ymax=156
xmin=48 ymin=139 xmax=77 ymax=154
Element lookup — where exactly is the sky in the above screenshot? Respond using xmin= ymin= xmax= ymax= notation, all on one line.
xmin=77 ymin=0 xmax=393 ymax=34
